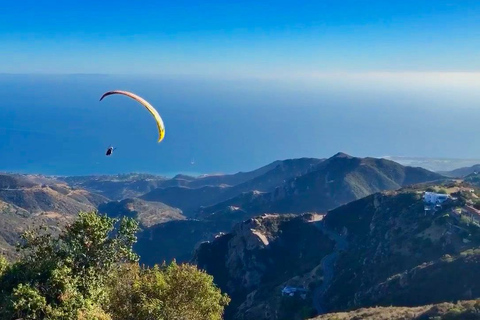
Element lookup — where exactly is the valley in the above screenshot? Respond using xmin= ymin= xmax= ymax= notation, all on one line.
xmin=2 ymin=152 xmax=480 ymax=319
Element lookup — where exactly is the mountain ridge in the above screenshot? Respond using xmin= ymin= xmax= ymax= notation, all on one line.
xmin=440 ymin=164 xmax=480 ymax=178
xmin=192 ymin=179 xmax=480 ymax=319
xmin=0 ymin=173 xmax=110 ymax=260
xmin=140 ymin=158 xmax=323 ymax=215
xmin=197 ymin=153 xmax=445 ymax=220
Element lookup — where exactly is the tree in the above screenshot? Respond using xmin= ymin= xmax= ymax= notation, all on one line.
xmin=107 ymin=261 xmax=230 ymax=320
xmin=0 ymin=211 xmax=230 ymax=319
xmin=0 ymin=255 xmax=8 ymax=277
xmin=0 ymin=211 xmax=139 ymax=319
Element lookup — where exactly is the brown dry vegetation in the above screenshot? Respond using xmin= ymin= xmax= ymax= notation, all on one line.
xmin=311 ymin=300 xmax=480 ymax=320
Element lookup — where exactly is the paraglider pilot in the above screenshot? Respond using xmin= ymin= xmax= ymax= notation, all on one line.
xmin=106 ymin=146 xmax=115 ymax=156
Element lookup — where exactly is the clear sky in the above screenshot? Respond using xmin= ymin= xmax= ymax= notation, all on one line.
xmin=2 ymin=0 xmax=480 ymax=75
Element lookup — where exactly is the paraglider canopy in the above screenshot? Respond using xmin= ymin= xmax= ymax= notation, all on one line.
xmin=99 ymin=90 xmax=165 ymax=143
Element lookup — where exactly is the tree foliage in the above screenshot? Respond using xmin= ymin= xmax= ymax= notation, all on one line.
xmin=0 ymin=211 xmax=230 ymax=320
xmin=107 ymin=262 xmax=230 ymax=320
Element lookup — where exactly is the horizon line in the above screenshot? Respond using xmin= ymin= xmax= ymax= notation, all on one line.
xmin=2 ymin=71 xmax=480 ymax=77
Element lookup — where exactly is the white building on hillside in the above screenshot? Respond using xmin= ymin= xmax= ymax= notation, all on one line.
xmin=281 ymin=286 xmax=307 ymax=299
xmin=423 ymin=192 xmax=449 ymax=205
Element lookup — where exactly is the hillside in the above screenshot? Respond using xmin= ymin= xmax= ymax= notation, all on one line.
xmin=197 ymin=153 xmax=445 ymax=220
xmin=141 ymin=185 xmax=228 ymax=215
xmin=61 ymin=173 xmax=169 ymax=200
xmin=172 ymin=159 xmax=290 ymax=188
xmin=135 ymin=154 xmax=444 ymax=269
xmin=0 ymin=174 xmax=107 ymax=214
xmin=135 ymin=218 xmax=235 ymax=265
xmin=463 ymin=172 xmax=480 ymax=187
xmin=0 ymin=173 xmax=109 ymax=259
xmin=440 ymin=164 xmax=480 ymax=178
xmin=97 ymin=197 xmax=185 ymax=228
xmin=193 ymin=213 xmax=334 ymax=320
xmin=141 ymin=158 xmax=322 ymax=215
xmin=153 ymin=160 xmax=287 ymax=190
xmin=62 ymin=159 xmax=321 ymax=202
xmin=0 ymin=158 xmax=322 ymax=264
xmin=310 ymin=299 xmax=480 ymax=320
xmin=193 ymin=180 xmax=480 ymax=319
xmin=383 ymin=156 xmax=480 ymax=173
xmin=320 ymin=183 xmax=480 ymax=313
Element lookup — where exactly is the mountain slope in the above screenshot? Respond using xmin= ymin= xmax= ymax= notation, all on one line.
xmin=0 ymin=173 xmax=109 ymax=259
xmin=193 ymin=180 xmax=480 ymax=319
xmin=193 ymin=213 xmax=334 ymax=320
xmin=97 ymin=198 xmax=185 ymax=228
xmin=61 ymin=159 xmax=322 ymax=202
xmin=198 ymin=153 xmax=445 ymax=220
xmin=441 ymin=164 xmax=480 ymax=178
xmin=464 ymin=172 xmax=480 ymax=188
xmin=141 ymin=185 xmax=228 ymax=215
xmin=310 ymin=299 xmax=480 ymax=320
xmin=141 ymin=158 xmax=322 ymax=215
xmin=320 ymin=184 xmax=480 ymax=313
xmin=135 ymin=219 xmax=234 ymax=265
xmin=137 ymin=154 xmax=444 ymax=269
xmin=173 ymin=160 xmax=287 ymax=188
xmin=61 ymin=173 xmax=169 ymax=200
xmin=0 ymin=174 xmax=107 ymax=215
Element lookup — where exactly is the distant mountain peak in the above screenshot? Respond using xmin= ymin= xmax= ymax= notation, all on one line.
xmin=331 ymin=152 xmax=353 ymax=159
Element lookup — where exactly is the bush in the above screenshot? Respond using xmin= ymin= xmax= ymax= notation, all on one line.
xmin=0 ymin=255 xmax=8 ymax=277
xmin=107 ymin=262 xmax=230 ymax=320
xmin=0 ymin=211 xmax=139 ymax=319
xmin=0 ymin=211 xmax=230 ymax=320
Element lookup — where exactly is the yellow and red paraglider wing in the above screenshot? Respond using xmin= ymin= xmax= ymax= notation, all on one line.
xmin=100 ymin=90 xmax=165 ymax=143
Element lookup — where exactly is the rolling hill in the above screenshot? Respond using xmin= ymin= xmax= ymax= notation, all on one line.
xmin=60 ymin=173 xmax=169 ymax=200
xmin=197 ymin=153 xmax=445 ymax=220
xmin=0 ymin=173 xmax=109 ymax=259
xmin=97 ymin=197 xmax=185 ymax=228
xmin=440 ymin=164 xmax=480 ymax=178
xmin=140 ymin=158 xmax=323 ymax=215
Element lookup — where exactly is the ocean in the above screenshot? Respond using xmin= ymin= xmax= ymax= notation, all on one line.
xmin=1 ymin=74 xmax=480 ymax=176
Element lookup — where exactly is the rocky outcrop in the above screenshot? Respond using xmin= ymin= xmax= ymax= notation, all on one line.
xmin=193 ymin=213 xmax=335 ymax=320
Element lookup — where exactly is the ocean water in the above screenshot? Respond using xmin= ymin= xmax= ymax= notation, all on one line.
xmin=1 ymin=74 xmax=480 ymax=176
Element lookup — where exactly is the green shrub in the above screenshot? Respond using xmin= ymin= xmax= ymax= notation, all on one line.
xmin=0 ymin=211 xmax=230 ymax=320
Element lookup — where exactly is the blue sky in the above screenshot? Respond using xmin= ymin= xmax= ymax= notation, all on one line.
xmin=2 ymin=0 xmax=480 ymax=75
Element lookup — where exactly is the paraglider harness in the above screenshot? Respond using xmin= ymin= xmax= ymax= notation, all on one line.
xmin=106 ymin=147 xmax=116 ymax=156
